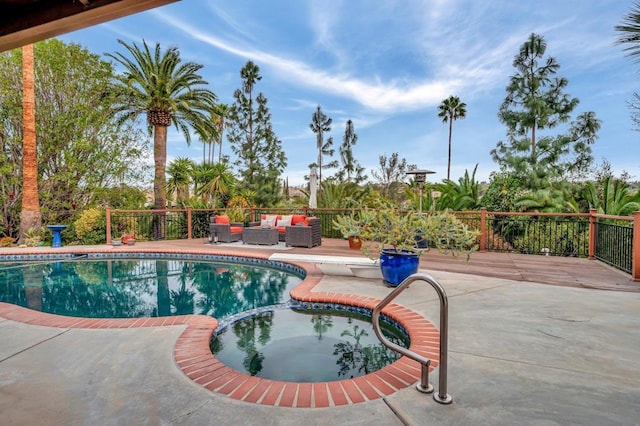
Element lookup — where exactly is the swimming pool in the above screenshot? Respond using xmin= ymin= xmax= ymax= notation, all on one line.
xmin=212 ymin=307 xmax=410 ymax=382
xmin=0 ymin=253 xmax=303 ymax=319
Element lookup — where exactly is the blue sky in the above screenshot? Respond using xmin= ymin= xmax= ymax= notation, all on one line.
xmin=59 ymin=0 xmax=639 ymax=186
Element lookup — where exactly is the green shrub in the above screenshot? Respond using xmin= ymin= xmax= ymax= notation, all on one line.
xmin=74 ymin=208 xmax=106 ymax=245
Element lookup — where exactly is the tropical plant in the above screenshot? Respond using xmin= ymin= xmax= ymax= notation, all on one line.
xmin=107 ymin=39 xmax=217 ymax=212
xmin=491 ymin=33 xmax=600 ymax=190
xmin=432 ymin=164 xmax=481 ymax=211
xmin=437 ymin=95 xmax=467 ymax=180
xmin=19 ymin=43 xmax=42 ymax=244
xmin=166 ymin=157 xmax=195 ymax=207
xmin=581 ymin=176 xmax=640 ymax=216
xmin=192 ymin=162 xmax=236 ymax=208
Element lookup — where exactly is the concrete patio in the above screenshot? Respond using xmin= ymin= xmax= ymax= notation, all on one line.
xmin=1 ymin=239 xmax=639 ymax=425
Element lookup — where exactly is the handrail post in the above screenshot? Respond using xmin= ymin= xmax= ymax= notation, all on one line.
xmin=588 ymin=209 xmax=597 ymax=260
xmin=633 ymin=211 xmax=640 ymax=281
xmin=372 ymin=272 xmax=452 ymax=404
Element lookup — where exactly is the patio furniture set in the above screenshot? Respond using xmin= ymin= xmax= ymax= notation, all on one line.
xmin=209 ymin=214 xmax=322 ymax=248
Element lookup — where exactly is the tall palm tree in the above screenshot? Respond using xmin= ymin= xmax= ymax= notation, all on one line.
xmin=437 ymin=95 xmax=467 ymax=180
xmin=107 ymin=39 xmax=217 ymax=212
xmin=214 ymin=103 xmax=230 ymax=163
xmin=19 ymin=43 xmax=41 ymax=243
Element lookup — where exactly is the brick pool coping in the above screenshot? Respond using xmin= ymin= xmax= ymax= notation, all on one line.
xmin=0 ymin=246 xmax=441 ymax=408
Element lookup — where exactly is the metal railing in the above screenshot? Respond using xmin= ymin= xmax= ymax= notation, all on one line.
xmin=372 ymin=272 xmax=452 ymax=404
xmin=594 ymin=217 xmax=633 ymax=274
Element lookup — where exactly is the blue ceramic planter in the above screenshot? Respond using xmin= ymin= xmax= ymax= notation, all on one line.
xmin=379 ymin=249 xmax=420 ymax=287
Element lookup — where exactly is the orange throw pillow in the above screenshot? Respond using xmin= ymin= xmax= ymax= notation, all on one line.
xmin=291 ymin=215 xmax=306 ymax=225
xmin=215 ymin=215 xmax=230 ymax=224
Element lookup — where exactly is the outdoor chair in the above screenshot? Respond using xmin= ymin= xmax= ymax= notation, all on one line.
xmin=285 ymin=217 xmax=322 ymax=248
xmin=209 ymin=215 xmax=243 ymax=243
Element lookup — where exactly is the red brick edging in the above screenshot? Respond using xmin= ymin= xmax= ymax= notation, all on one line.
xmin=0 ymin=247 xmax=440 ymax=408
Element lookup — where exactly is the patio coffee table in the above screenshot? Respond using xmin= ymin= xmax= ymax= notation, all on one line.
xmin=243 ymin=227 xmax=279 ymax=245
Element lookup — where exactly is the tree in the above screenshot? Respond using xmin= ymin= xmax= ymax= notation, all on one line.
xmin=336 ymin=119 xmax=367 ymax=183
xmin=18 ymin=43 xmax=41 ymax=243
xmin=214 ymin=103 xmax=230 ymax=163
xmin=0 ymin=40 xmax=149 ymax=236
xmin=371 ymin=152 xmax=416 ymax=201
xmin=107 ymin=39 xmax=217 ymax=212
xmin=492 ymin=33 xmax=600 ymax=190
xmin=227 ymin=61 xmax=287 ymax=207
xmin=309 ymin=105 xmax=337 ymax=186
xmin=437 ymin=95 xmax=467 ymax=180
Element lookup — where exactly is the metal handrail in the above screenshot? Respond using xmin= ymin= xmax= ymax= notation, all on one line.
xmin=372 ymin=272 xmax=452 ymax=404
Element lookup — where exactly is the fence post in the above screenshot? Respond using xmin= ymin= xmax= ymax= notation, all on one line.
xmin=106 ymin=208 xmax=111 ymax=244
xmin=588 ymin=209 xmax=597 ymax=260
xmin=633 ymin=211 xmax=640 ymax=281
xmin=187 ymin=207 xmax=192 ymax=240
xmin=479 ymin=208 xmax=486 ymax=252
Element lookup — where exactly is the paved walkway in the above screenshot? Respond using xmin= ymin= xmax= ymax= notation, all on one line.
xmin=1 ymin=240 xmax=639 ymax=425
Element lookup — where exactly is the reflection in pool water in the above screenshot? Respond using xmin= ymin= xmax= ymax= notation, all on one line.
xmin=211 ymin=309 xmax=410 ymax=382
xmin=0 ymin=257 xmax=302 ymax=319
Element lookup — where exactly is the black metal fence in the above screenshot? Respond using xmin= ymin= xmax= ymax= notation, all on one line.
xmin=595 ymin=219 xmax=633 ymax=274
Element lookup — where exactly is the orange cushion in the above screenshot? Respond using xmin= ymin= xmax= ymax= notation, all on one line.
xmin=303 ymin=217 xmax=311 ymax=226
xmin=215 ymin=215 xmax=230 ymax=224
xmin=291 ymin=214 xmax=306 ymax=225
xmin=230 ymin=226 xmax=243 ymax=233
xmin=277 ymin=226 xmax=286 ymax=233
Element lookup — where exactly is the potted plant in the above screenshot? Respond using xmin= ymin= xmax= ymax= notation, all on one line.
xmin=358 ymin=208 xmax=479 ymax=286
xmin=332 ymin=214 xmax=362 ymax=249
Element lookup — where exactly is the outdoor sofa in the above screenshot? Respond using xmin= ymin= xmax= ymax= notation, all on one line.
xmin=249 ymin=214 xmax=322 ymax=248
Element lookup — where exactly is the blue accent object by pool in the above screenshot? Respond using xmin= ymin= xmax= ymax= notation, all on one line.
xmin=46 ymin=224 xmax=67 ymax=248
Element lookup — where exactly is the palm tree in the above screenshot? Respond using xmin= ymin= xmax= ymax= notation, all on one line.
xmin=437 ymin=95 xmax=467 ymax=180
xmin=19 ymin=43 xmax=41 ymax=243
xmin=214 ymin=103 xmax=230 ymax=163
xmin=166 ymin=157 xmax=194 ymax=207
xmin=192 ymin=162 xmax=236 ymax=207
xmin=615 ymin=3 xmax=640 ymax=61
xmin=107 ymin=40 xmax=217 ymax=213
xmin=582 ymin=177 xmax=640 ymax=216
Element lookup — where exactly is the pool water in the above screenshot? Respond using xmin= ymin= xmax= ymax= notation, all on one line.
xmin=0 ymin=257 xmax=302 ymax=319
xmin=211 ymin=308 xmax=410 ymax=382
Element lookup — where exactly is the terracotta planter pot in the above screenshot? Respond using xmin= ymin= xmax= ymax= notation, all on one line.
xmin=348 ymin=236 xmax=362 ymax=249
